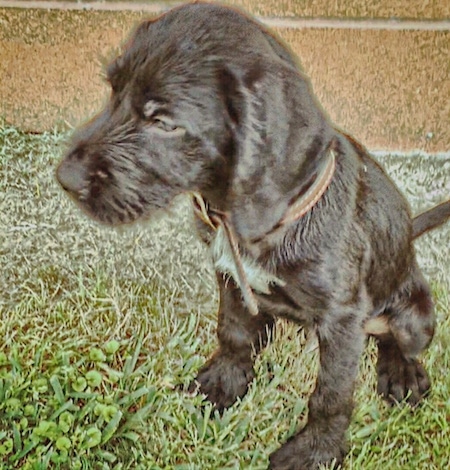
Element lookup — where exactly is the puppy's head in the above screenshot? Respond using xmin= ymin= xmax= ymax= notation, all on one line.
xmin=57 ymin=3 xmax=334 ymax=239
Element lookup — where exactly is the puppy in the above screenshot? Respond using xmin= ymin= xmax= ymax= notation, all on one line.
xmin=57 ymin=3 xmax=450 ymax=468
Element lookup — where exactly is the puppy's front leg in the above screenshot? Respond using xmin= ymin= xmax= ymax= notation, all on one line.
xmin=191 ymin=274 xmax=275 ymax=410
xmin=270 ymin=304 xmax=367 ymax=469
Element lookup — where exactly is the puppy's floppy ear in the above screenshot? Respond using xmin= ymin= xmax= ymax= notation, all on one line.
xmin=217 ymin=66 xmax=246 ymax=129
xmin=221 ymin=61 xmax=335 ymax=243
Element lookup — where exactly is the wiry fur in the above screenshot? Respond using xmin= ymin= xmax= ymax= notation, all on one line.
xmin=57 ymin=3 xmax=450 ymax=469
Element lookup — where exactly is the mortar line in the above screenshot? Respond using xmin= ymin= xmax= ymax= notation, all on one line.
xmin=1 ymin=1 xmax=450 ymax=31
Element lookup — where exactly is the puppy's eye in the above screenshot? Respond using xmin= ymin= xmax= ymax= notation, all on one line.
xmin=153 ymin=117 xmax=180 ymax=132
xmin=149 ymin=116 xmax=186 ymax=137
xmin=141 ymin=101 xmax=185 ymax=136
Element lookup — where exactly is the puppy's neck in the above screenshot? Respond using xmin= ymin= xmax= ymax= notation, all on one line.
xmin=281 ymin=149 xmax=336 ymax=226
xmin=192 ymin=148 xmax=336 ymax=316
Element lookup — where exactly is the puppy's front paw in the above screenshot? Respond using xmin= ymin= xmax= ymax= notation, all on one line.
xmin=269 ymin=426 xmax=345 ymax=470
xmin=377 ymin=352 xmax=430 ymax=405
xmin=189 ymin=352 xmax=254 ymax=410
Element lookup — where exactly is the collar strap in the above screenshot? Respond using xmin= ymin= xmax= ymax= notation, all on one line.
xmin=192 ymin=192 xmax=222 ymax=230
xmin=193 ymin=149 xmax=336 ymax=233
xmin=192 ymin=194 xmax=260 ymax=316
xmin=281 ymin=149 xmax=336 ymax=225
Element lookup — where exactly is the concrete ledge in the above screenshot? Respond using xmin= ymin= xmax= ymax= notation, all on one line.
xmin=1 ymin=1 xmax=449 ymax=20
xmin=1 ymin=4 xmax=449 ymax=151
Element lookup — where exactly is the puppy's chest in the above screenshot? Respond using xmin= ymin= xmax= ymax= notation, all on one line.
xmin=193 ymin=194 xmax=317 ymax=315
xmin=211 ymin=225 xmax=285 ymax=295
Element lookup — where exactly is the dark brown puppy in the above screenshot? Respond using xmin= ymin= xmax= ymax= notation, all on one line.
xmin=57 ymin=3 xmax=450 ymax=468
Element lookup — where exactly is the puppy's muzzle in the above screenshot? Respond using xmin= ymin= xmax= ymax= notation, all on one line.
xmin=57 ymin=153 xmax=88 ymax=197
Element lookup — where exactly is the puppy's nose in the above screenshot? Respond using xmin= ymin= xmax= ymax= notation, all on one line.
xmin=56 ymin=154 xmax=87 ymax=194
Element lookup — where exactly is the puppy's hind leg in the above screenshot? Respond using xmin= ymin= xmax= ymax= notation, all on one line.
xmin=190 ymin=274 xmax=275 ymax=410
xmin=374 ymin=267 xmax=436 ymax=405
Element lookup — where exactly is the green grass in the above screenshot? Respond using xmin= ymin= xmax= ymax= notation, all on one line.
xmin=0 ymin=121 xmax=449 ymax=469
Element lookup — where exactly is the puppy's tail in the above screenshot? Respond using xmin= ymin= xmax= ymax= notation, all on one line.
xmin=412 ymin=201 xmax=450 ymax=239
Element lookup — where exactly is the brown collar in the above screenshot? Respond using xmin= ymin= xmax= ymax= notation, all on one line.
xmin=192 ymin=149 xmax=336 ymax=316
xmin=281 ymin=149 xmax=336 ymax=225
xmin=193 ymin=149 xmax=336 ymax=234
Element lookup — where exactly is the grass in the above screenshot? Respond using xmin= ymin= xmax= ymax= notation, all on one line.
xmin=0 ymin=121 xmax=449 ymax=469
